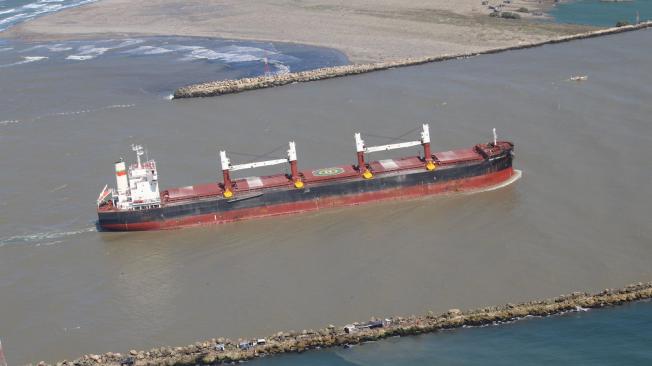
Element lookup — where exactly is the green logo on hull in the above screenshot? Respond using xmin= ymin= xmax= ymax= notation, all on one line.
xmin=312 ymin=167 xmax=345 ymax=176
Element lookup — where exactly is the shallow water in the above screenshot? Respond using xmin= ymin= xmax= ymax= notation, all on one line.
xmin=551 ymin=0 xmax=652 ymax=26
xmin=0 ymin=0 xmax=97 ymax=32
xmin=1 ymin=28 xmax=651 ymax=364
xmin=250 ymin=300 xmax=652 ymax=365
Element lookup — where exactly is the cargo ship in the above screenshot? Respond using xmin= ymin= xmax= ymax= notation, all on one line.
xmin=96 ymin=124 xmax=517 ymax=231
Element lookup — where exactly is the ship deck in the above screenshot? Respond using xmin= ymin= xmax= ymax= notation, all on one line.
xmin=98 ymin=142 xmax=511 ymax=212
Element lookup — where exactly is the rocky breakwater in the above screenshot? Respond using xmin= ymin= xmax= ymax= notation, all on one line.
xmin=173 ymin=21 xmax=652 ymax=99
xmin=36 ymin=281 xmax=652 ymax=366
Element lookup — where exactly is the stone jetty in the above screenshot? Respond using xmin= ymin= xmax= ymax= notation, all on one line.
xmin=173 ymin=21 xmax=652 ymax=99
xmin=36 ymin=281 xmax=652 ymax=366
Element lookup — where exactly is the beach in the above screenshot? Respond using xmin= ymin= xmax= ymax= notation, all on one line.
xmin=3 ymin=0 xmax=593 ymax=63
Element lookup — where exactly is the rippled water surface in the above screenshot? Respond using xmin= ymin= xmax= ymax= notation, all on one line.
xmin=0 ymin=28 xmax=651 ymax=364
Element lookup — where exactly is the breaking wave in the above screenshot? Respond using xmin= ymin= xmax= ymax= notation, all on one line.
xmin=0 ymin=35 xmax=305 ymax=82
xmin=66 ymin=45 xmax=110 ymax=60
xmin=121 ymin=45 xmax=174 ymax=55
xmin=0 ymin=0 xmax=98 ymax=32
xmin=0 ymin=55 xmax=47 ymax=67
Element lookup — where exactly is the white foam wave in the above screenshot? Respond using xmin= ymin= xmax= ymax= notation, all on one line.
xmin=122 ymin=45 xmax=174 ymax=55
xmin=0 ymin=119 xmax=20 ymax=125
xmin=0 ymin=55 xmax=47 ymax=68
xmin=48 ymin=44 xmax=73 ymax=52
xmin=271 ymin=61 xmax=290 ymax=75
xmin=35 ymin=240 xmax=63 ymax=247
xmin=0 ymin=0 xmax=98 ymax=31
xmin=20 ymin=43 xmax=72 ymax=52
xmin=66 ymin=45 xmax=110 ymax=60
xmin=0 ymin=13 xmax=28 ymax=26
xmin=0 ymin=47 xmax=13 ymax=52
xmin=63 ymin=40 xmax=144 ymax=60
xmin=180 ymin=47 xmax=262 ymax=62
xmin=463 ymin=169 xmax=523 ymax=195
xmin=30 ymin=104 xmax=135 ymax=121
xmin=0 ymin=227 xmax=95 ymax=248
xmin=110 ymin=38 xmax=145 ymax=49
xmin=0 ymin=8 xmax=16 ymax=15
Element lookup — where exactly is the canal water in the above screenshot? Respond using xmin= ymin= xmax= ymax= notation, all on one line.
xmin=1 ymin=19 xmax=651 ymax=366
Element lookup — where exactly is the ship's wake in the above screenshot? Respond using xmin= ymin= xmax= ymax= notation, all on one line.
xmin=0 ymin=227 xmax=95 ymax=248
xmin=463 ymin=169 xmax=523 ymax=195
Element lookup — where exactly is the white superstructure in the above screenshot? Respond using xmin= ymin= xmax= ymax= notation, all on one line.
xmin=100 ymin=145 xmax=161 ymax=210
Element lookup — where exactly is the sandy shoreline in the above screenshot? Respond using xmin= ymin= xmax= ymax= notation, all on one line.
xmin=173 ymin=21 xmax=652 ymax=98
xmin=1 ymin=0 xmax=593 ymax=63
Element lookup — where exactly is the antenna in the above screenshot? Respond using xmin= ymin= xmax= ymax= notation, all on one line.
xmin=132 ymin=144 xmax=144 ymax=168
xmin=493 ymin=128 xmax=498 ymax=146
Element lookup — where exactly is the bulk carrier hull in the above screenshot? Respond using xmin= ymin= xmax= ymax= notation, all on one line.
xmin=98 ymin=143 xmax=515 ymax=231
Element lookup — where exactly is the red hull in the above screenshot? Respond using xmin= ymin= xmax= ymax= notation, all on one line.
xmin=100 ymin=167 xmax=515 ymax=231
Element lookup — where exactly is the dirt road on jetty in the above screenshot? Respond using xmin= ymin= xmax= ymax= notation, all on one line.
xmin=38 ymin=282 xmax=652 ymax=366
xmin=173 ymin=22 xmax=652 ymax=99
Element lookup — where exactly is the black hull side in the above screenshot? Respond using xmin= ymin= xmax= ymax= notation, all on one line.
xmin=98 ymin=151 xmax=513 ymax=230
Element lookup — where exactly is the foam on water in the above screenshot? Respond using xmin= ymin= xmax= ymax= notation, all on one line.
xmin=66 ymin=45 xmax=110 ymax=60
xmin=0 ymin=0 xmax=97 ymax=31
xmin=0 ymin=55 xmax=47 ymax=67
xmin=122 ymin=45 xmax=174 ymax=55
xmin=60 ymin=39 xmax=145 ymax=60
xmin=0 ymin=119 xmax=20 ymax=126
xmin=20 ymin=43 xmax=73 ymax=52
xmin=31 ymin=103 xmax=135 ymax=119
xmin=0 ymin=37 xmax=295 ymax=78
xmin=111 ymin=39 xmax=146 ymax=49
xmin=0 ymin=227 xmax=95 ymax=248
xmin=180 ymin=47 xmax=262 ymax=62
xmin=0 ymin=104 xmax=137 ymax=126
xmin=271 ymin=61 xmax=291 ymax=75
xmin=463 ymin=169 xmax=522 ymax=195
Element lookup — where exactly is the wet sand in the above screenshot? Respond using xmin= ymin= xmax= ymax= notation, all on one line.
xmin=3 ymin=0 xmax=594 ymax=63
xmin=1 ymin=28 xmax=651 ymax=365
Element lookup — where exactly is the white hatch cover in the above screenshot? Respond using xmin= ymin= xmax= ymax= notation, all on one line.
xmin=378 ymin=159 xmax=399 ymax=170
xmin=245 ymin=176 xmax=264 ymax=189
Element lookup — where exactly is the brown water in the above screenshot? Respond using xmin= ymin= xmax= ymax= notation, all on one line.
xmin=1 ymin=30 xmax=651 ymax=364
